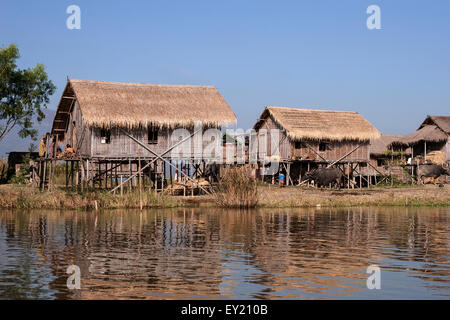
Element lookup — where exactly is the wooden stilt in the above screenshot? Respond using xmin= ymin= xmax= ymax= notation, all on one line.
xmin=129 ymin=160 xmax=132 ymax=191
xmin=65 ymin=161 xmax=68 ymax=188
xmin=138 ymin=152 xmax=143 ymax=210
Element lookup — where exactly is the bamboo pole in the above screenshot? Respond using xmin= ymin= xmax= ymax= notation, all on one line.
xmin=138 ymin=150 xmax=143 ymax=210
xmin=120 ymin=129 xmax=211 ymax=194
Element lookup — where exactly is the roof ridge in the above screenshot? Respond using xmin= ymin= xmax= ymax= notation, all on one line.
xmin=69 ymin=79 xmax=216 ymax=89
xmin=266 ymin=106 xmax=359 ymax=114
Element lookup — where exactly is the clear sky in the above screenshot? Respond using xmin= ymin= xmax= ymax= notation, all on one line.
xmin=1 ymin=0 xmax=449 ymax=134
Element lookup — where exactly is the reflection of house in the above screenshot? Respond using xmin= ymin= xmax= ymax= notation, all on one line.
xmin=252 ymin=107 xmax=380 ymax=185
xmin=391 ymin=116 xmax=449 ymax=165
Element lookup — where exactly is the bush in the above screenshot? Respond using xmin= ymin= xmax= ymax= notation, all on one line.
xmin=214 ymin=166 xmax=258 ymax=208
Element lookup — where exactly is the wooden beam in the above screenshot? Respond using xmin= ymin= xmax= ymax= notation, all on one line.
xmin=326 ymin=144 xmax=363 ymax=168
xmin=120 ymin=128 xmax=211 ymax=195
xmin=111 ymin=128 xmax=203 ymax=193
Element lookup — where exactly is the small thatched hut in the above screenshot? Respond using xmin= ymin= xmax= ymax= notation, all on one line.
xmin=51 ymin=79 xmax=236 ymax=159
xmin=357 ymin=134 xmax=412 ymax=183
xmin=252 ymin=106 xmax=380 ymax=185
xmin=369 ymin=134 xmax=410 ymax=167
xmin=390 ymin=115 xmax=450 ymax=165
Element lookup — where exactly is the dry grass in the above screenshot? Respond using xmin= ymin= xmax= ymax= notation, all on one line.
xmin=0 ymin=184 xmax=181 ymax=210
xmin=214 ymin=167 xmax=258 ymax=208
xmin=256 ymin=184 xmax=450 ymax=208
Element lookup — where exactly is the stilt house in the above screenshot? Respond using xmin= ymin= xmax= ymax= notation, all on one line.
xmin=45 ymin=79 xmax=236 ymax=191
xmin=51 ymin=79 xmax=236 ymax=159
xmin=252 ymin=106 xmax=380 ymax=185
xmin=391 ymin=115 xmax=450 ymax=165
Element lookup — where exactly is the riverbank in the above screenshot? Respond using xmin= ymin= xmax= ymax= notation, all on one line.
xmin=1 ymin=183 xmax=449 ymax=210
xmin=256 ymin=184 xmax=450 ymax=208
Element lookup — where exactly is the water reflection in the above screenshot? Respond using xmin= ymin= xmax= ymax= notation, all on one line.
xmin=0 ymin=207 xmax=449 ymax=299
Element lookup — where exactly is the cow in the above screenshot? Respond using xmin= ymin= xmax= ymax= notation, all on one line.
xmin=302 ymin=167 xmax=343 ymax=189
xmin=416 ymin=164 xmax=450 ymax=184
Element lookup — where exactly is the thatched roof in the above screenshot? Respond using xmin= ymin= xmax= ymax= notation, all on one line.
xmin=370 ymin=134 xmax=411 ymax=156
xmin=390 ymin=115 xmax=449 ymax=146
xmin=53 ymin=79 xmax=236 ymax=131
xmin=421 ymin=116 xmax=450 ymax=134
xmin=253 ymin=106 xmax=380 ymax=142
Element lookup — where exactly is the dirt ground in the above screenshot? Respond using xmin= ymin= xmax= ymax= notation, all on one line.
xmin=255 ymin=184 xmax=450 ymax=207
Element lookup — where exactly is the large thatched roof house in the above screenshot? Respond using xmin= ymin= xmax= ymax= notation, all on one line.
xmin=390 ymin=115 xmax=450 ymax=164
xmin=253 ymin=106 xmax=380 ymax=163
xmin=51 ymin=79 xmax=236 ymax=159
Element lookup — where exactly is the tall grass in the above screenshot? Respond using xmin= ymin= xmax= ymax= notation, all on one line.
xmin=214 ymin=166 xmax=258 ymax=208
xmin=0 ymin=185 xmax=180 ymax=210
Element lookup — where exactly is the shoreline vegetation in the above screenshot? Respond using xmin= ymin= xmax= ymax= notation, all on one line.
xmin=0 ymin=183 xmax=449 ymax=210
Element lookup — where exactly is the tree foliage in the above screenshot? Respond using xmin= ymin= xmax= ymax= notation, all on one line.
xmin=0 ymin=44 xmax=56 ymax=143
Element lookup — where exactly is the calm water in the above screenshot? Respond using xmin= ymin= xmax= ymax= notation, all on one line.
xmin=0 ymin=207 xmax=449 ymax=300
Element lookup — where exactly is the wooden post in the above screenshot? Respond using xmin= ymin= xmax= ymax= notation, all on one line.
xmin=424 ymin=141 xmax=427 ymax=162
xmin=75 ymin=161 xmax=79 ymax=189
xmin=65 ymin=161 xmax=68 ymax=188
xmin=129 ymin=160 xmax=132 ymax=191
xmin=162 ymin=162 xmax=165 ymax=194
xmin=97 ymin=161 xmax=100 ymax=189
xmin=347 ymin=162 xmax=350 ymax=189
xmin=110 ymin=161 xmax=114 ymax=189
xmin=138 ymin=151 xmax=143 ymax=210
xmin=86 ymin=159 xmax=90 ymax=188
xmin=307 ymin=162 xmax=310 ymax=187
xmin=169 ymin=160 xmax=173 ymax=188
xmin=120 ymin=174 xmax=123 ymax=196
xmin=41 ymin=160 xmax=46 ymax=191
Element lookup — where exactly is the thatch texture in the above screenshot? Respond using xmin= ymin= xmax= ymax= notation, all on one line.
xmin=399 ymin=125 xmax=447 ymax=145
xmin=390 ymin=115 xmax=450 ymax=146
xmin=254 ymin=106 xmax=380 ymax=142
xmin=422 ymin=116 xmax=450 ymax=134
xmin=61 ymin=79 xmax=236 ymax=129
xmin=370 ymin=134 xmax=407 ymax=156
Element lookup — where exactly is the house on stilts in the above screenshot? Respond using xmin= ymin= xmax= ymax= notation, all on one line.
xmin=361 ymin=134 xmax=411 ymax=185
xmin=41 ymin=79 xmax=236 ymax=192
xmin=252 ymin=106 xmax=381 ymax=187
xmin=390 ymin=116 xmax=450 ymax=166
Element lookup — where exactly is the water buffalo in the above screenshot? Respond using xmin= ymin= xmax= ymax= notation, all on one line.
xmin=303 ymin=167 xmax=343 ymax=189
xmin=203 ymin=163 xmax=220 ymax=183
xmin=416 ymin=164 xmax=450 ymax=184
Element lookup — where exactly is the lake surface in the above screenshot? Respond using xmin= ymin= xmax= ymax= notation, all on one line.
xmin=0 ymin=207 xmax=449 ymax=300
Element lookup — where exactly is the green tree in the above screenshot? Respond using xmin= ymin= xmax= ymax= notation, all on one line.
xmin=0 ymin=44 xmax=56 ymax=143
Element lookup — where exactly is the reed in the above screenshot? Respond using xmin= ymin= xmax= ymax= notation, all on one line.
xmin=214 ymin=166 xmax=258 ymax=208
xmin=0 ymin=185 xmax=180 ymax=210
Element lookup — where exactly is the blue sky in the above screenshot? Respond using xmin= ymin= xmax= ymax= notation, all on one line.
xmin=1 ymin=0 xmax=449 ymax=134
